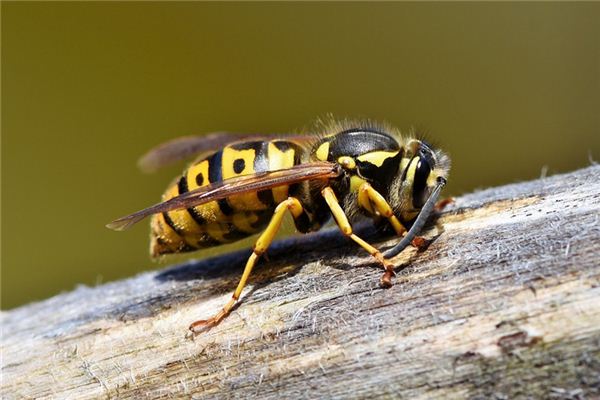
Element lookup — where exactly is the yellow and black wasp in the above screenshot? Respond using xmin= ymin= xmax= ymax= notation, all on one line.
xmin=107 ymin=119 xmax=450 ymax=333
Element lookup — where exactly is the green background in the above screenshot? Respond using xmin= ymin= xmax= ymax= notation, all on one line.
xmin=2 ymin=3 xmax=599 ymax=309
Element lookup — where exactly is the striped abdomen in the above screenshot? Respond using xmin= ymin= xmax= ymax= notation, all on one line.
xmin=150 ymin=139 xmax=306 ymax=257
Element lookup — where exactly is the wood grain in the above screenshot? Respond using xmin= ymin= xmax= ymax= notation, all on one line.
xmin=2 ymin=165 xmax=599 ymax=399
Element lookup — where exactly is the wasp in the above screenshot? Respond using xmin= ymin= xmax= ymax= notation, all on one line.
xmin=107 ymin=119 xmax=450 ymax=333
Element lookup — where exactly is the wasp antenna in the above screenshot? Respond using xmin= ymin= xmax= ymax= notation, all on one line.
xmin=383 ymin=177 xmax=446 ymax=258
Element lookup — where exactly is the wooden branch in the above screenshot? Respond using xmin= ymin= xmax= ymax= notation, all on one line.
xmin=2 ymin=165 xmax=600 ymax=400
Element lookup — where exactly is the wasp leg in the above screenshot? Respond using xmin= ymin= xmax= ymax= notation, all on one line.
xmin=410 ymin=236 xmax=429 ymax=250
xmin=359 ymin=183 xmax=436 ymax=251
xmin=357 ymin=182 xmax=407 ymax=236
xmin=435 ymin=197 xmax=455 ymax=212
xmin=322 ymin=186 xmax=396 ymax=288
xmin=404 ymin=197 xmax=453 ymax=250
xmin=189 ymin=197 xmax=304 ymax=334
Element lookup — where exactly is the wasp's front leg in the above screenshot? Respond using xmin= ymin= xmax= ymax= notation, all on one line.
xmin=322 ymin=186 xmax=396 ymax=288
xmin=358 ymin=182 xmax=433 ymax=251
xmin=357 ymin=182 xmax=407 ymax=236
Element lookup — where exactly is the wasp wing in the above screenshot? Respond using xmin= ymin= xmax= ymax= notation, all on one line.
xmin=138 ymin=132 xmax=253 ymax=173
xmin=107 ymin=161 xmax=340 ymax=231
xmin=138 ymin=132 xmax=315 ymax=173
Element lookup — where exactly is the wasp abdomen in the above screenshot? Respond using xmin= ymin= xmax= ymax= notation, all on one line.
xmin=150 ymin=139 xmax=305 ymax=256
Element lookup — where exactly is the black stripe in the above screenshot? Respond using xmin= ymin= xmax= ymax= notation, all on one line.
xmin=217 ymin=199 xmax=234 ymax=215
xmin=208 ymin=150 xmax=223 ymax=182
xmin=178 ymin=243 xmax=198 ymax=253
xmin=256 ymin=141 xmax=274 ymax=206
xmin=229 ymin=140 xmax=262 ymax=151
xmin=276 ymin=141 xmax=303 ymax=164
xmin=330 ymin=129 xmax=400 ymax=159
xmin=177 ymin=175 xmax=188 ymax=194
xmin=229 ymin=141 xmax=268 ymax=171
xmin=188 ymin=207 xmax=207 ymax=226
xmin=284 ymin=141 xmax=304 ymax=166
xmin=292 ymin=210 xmax=311 ymax=233
xmin=162 ymin=212 xmax=185 ymax=236
xmin=208 ymin=150 xmax=234 ymax=215
xmin=153 ymin=239 xmax=196 ymax=256
xmin=178 ymin=175 xmax=207 ymax=226
xmin=273 ymin=140 xmax=291 ymax=151
xmin=221 ymin=223 xmax=251 ymax=242
xmin=288 ymin=182 xmax=300 ymax=198
xmin=248 ymin=211 xmax=272 ymax=230
xmin=196 ymin=232 xmax=223 ymax=248
xmin=285 ymin=140 xmax=305 ymax=198
xmin=357 ymin=150 xmax=402 ymax=195
xmin=293 ymin=147 xmax=303 ymax=165
xmin=257 ymin=189 xmax=274 ymax=207
xmin=271 ymin=140 xmax=304 ymax=166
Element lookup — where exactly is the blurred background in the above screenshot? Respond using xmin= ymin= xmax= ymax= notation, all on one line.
xmin=2 ymin=3 xmax=599 ymax=309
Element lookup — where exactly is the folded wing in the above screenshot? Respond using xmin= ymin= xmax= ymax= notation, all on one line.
xmin=107 ymin=162 xmax=340 ymax=231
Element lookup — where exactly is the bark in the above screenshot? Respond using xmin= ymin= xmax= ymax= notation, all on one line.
xmin=2 ymin=165 xmax=599 ymax=400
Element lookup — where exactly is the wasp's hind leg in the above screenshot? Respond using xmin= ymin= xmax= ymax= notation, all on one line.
xmin=189 ymin=197 xmax=305 ymax=334
xmin=322 ymin=186 xmax=396 ymax=288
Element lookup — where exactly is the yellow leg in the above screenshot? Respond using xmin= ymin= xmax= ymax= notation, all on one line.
xmin=357 ymin=182 xmax=407 ymax=235
xmin=321 ymin=186 xmax=396 ymax=287
xmin=189 ymin=197 xmax=304 ymax=333
xmin=358 ymin=182 xmax=432 ymax=250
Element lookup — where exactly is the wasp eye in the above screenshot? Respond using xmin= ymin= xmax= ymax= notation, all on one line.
xmin=412 ymin=158 xmax=431 ymax=209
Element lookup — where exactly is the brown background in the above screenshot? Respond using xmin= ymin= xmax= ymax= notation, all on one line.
xmin=2 ymin=2 xmax=599 ymax=309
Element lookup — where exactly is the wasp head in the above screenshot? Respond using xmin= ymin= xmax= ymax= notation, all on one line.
xmin=390 ymin=139 xmax=450 ymax=222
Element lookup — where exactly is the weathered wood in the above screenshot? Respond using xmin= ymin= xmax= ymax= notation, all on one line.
xmin=2 ymin=165 xmax=600 ymax=400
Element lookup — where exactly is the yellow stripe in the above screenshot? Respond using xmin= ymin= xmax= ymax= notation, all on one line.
xmin=163 ymin=185 xmax=203 ymax=235
xmin=350 ymin=175 xmax=366 ymax=192
xmin=398 ymin=157 xmax=411 ymax=178
xmin=357 ymin=184 xmax=374 ymax=214
xmin=357 ymin=151 xmax=399 ymax=167
xmin=268 ymin=142 xmax=295 ymax=203
xmin=151 ymin=213 xmax=185 ymax=253
xmin=223 ymin=146 xmax=266 ymax=210
xmin=229 ymin=192 xmax=267 ymax=211
xmin=186 ymin=160 xmax=227 ymax=222
xmin=232 ymin=212 xmax=261 ymax=233
xmin=400 ymin=157 xmax=420 ymax=222
xmin=316 ymin=141 xmax=330 ymax=161
xmin=405 ymin=157 xmax=419 ymax=183
xmin=205 ymin=222 xmax=230 ymax=242
xmin=222 ymin=147 xmax=255 ymax=180
xmin=428 ymin=167 xmax=444 ymax=187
